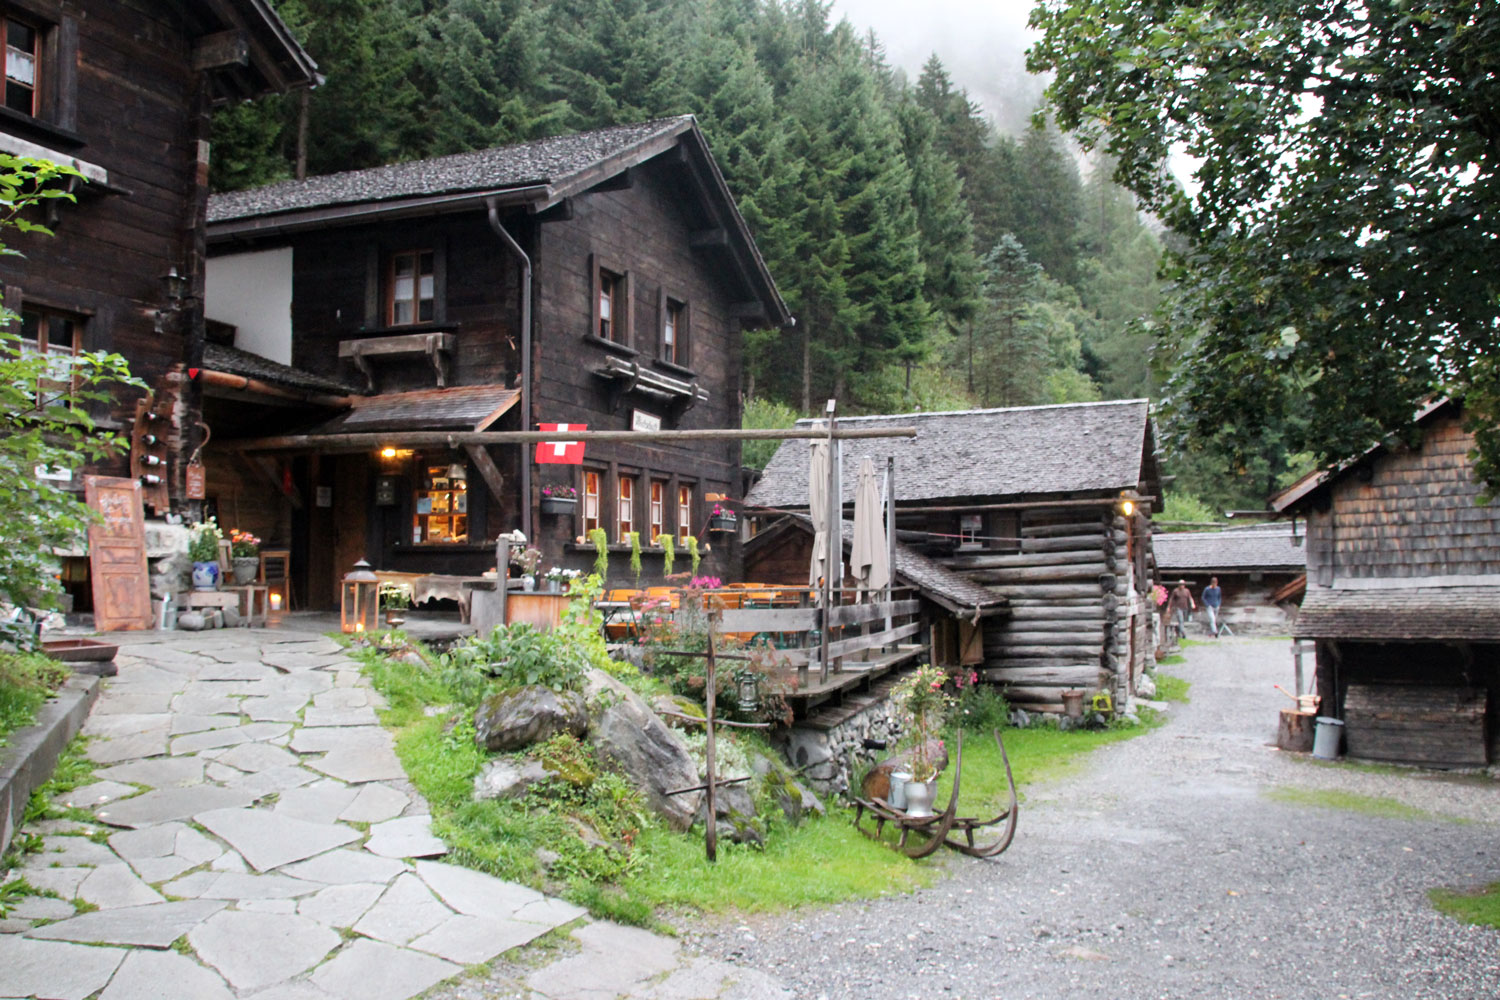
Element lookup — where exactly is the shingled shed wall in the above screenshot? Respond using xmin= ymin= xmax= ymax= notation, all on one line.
xmin=1323 ymin=415 xmax=1500 ymax=580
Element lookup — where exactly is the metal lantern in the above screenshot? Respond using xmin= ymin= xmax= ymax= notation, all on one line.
xmin=341 ymin=559 xmax=379 ymax=634
xmin=736 ymin=672 xmax=760 ymax=713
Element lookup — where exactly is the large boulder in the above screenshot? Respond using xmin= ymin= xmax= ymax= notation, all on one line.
xmin=473 ymin=758 xmax=553 ymax=801
xmin=583 ymin=669 xmax=702 ymax=831
xmin=473 ymin=686 xmax=588 ymax=752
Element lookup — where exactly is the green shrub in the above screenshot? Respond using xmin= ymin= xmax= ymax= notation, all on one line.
xmin=0 ymin=651 xmax=69 ymax=747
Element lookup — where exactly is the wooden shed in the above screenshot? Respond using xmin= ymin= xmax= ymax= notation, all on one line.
xmin=744 ymin=401 xmax=1161 ymax=713
xmin=1151 ymin=523 xmax=1306 ymax=635
xmin=1270 ymin=399 xmax=1500 ymax=766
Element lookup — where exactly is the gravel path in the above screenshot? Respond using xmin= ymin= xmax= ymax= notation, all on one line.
xmin=689 ymin=637 xmax=1500 ymax=1000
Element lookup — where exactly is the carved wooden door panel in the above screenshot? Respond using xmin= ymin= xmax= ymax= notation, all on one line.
xmin=85 ymin=476 xmax=153 ymax=631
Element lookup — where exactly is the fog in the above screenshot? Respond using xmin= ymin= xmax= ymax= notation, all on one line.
xmin=831 ymin=0 xmax=1047 ymax=136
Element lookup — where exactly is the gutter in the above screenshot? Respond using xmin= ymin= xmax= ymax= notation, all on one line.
xmin=486 ymin=197 xmax=533 ymax=540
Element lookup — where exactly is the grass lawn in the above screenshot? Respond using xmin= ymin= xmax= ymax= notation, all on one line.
xmin=1154 ymin=672 xmax=1190 ymax=703
xmin=1262 ymin=785 xmax=1448 ymax=822
xmin=0 ymin=651 xmax=69 ymax=749
xmin=356 ymin=637 xmax=1163 ymax=925
xmin=1430 ymin=883 xmax=1500 ymax=930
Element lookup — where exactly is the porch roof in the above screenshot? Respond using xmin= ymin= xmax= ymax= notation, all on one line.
xmin=311 ymin=384 xmax=520 ymax=435
xmin=1152 ymin=524 xmax=1306 ymax=573
xmin=203 ymin=343 xmax=362 ymax=397
xmin=1295 ymin=585 xmax=1500 ymax=641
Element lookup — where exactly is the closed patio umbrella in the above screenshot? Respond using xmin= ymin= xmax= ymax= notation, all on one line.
xmin=851 ymin=455 xmax=889 ymax=595
xmin=808 ymin=434 xmax=830 ymax=590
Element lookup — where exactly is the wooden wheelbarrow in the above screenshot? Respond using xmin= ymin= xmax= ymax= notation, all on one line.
xmin=851 ymin=729 xmax=1020 ymax=859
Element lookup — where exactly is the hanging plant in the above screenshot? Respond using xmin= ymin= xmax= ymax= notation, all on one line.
xmin=660 ymin=533 xmax=675 ymax=576
xmin=589 ymin=527 xmax=609 ymax=578
xmin=628 ymin=532 xmax=642 ymax=579
xmin=685 ymin=535 xmax=701 ymax=575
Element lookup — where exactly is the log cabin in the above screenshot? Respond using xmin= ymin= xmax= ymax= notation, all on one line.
xmin=743 ymin=401 xmax=1161 ymax=713
xmin=0 ymin=0 xmax=316 ymax=614
xmin=1151 ymin=522 xmax=1306 ymax=635
xmin=1270 ymin=399 xmax=1500 ymax=767
xmin=201 ymin=116 xmax=790 ymax=609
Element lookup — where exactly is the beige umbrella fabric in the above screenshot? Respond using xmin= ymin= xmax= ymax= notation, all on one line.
xmin=808 ymin=434 xmax=830 ymax=589
xmin=851 ymin=455 xmax=890 ymax=594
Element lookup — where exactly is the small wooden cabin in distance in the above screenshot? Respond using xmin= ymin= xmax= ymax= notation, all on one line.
xmin=1151 ymin=522 xmax=1307 ymax=635
xmin=744 ymin=400 xmax=1162 ymax=713
xmin=202 ymin=117 xmax=789 ymax=608
xmin=1270 ymin=399 xmax=1500 ymax=767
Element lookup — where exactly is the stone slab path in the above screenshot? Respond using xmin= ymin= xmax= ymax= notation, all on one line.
xmin=1 ymin=625 xmax=790 ymax=1000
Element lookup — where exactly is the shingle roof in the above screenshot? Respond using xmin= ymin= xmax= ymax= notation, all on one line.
xmin=1152 ymin=524 xmax=1307 ymax=572
xmin=209 ymin=118 xmax=695 ymax=223
xmin=311 ymin=385 xmax=520 ymax=434
xmin=1295 ymin=586 xmax=1500 ymax=641
xmin=202 ymin=343 xmax=361 ymax=396
xmin=745 ymin=400 xmax=1153 ymax=507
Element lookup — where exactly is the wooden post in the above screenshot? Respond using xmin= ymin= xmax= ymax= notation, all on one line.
xmin=704 ymin=606 xmax=718 ymax=863
xmin=820 ymin=401 xmax=837 ymax=685
xmin=885 ymin=456 xmax=896 ymax=634
xmin=1293 ymin=641 xmax=1304 ymax=696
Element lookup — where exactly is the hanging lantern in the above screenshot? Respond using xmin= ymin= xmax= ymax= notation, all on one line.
xmin=341 ymin=559 xmax=379 ymax=634
xmin=736 ymin=672 xmax=760 ymax=713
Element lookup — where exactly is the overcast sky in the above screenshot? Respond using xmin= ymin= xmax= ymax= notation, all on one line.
xmin=830 ymin=0 xmax=1046 ymax=135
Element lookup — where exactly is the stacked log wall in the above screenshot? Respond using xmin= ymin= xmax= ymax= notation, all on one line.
xmin=938 ymin=508 xmax=1125 ymax=711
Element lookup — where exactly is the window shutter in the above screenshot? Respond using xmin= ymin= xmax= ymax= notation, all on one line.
xmin=622 ymin=271 xmax=634 ymax=349
xmin=589 ymin=252 xmax=600 ymax=338
xmin=364 ymin=245 xmax=379 ymax=327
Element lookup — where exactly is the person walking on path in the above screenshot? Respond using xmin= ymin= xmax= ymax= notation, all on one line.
xmin=1168 ymin=579 xmax=1195 ymax=639
xmin=1201 ymin=576 xmax=1224 ymax=637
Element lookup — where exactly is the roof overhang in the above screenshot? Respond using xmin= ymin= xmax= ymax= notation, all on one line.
xmin=1294 ymin=583 xmax=1500 ymax=642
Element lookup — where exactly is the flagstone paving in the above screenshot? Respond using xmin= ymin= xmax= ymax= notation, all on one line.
xmin=0 ymin=624 xmax=791 ymax=999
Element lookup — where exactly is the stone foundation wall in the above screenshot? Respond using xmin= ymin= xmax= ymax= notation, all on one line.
xmin=772 ymin=685 xmax=904 ymax=796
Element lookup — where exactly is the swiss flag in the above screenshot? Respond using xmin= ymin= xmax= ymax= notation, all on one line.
xmin=536 ymin=423 xmax=586 ymax=464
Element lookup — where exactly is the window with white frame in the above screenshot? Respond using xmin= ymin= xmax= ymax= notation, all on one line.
xmin=617 ymin=474 xmax=635 ymax=540
xmin=582 ymin=470 xmax=601 ymax=533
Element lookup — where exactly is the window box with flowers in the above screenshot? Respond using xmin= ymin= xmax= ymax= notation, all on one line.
xmin=540 ymin=484 xmax=578 ymax=515
xmin=708 ymin=504 xmax=737 ymax=532
xmin=228 ymin=529 xmax=262 ymax=585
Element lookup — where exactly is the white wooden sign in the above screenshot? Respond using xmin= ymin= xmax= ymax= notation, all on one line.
xmin=631 ymin=409 xmax=662 ymax=433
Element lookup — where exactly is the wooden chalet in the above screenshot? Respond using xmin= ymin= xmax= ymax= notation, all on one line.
xmin=1151 ymin=523 xmax=1306 ymax=634
xmin=1270 ymin=399 xmax=1500 ymax=767
xmin=743 ymin=401 xmax=1161 ymax=713
xmin=201 ymin=117 xmax=790 ymax=608
xmin=0 ymin=1 xmax=314 ymax=491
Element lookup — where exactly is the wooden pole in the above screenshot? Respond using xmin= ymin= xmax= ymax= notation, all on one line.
xmin=885 ymin=455 xmax=896 ymax=632
xmin=820 ymin=401 xmax=836 ymax=686
xmin=704 ymin=605 xmax=718 ymax=863
xmin=230 ymin=426 xmax=918 ymax=453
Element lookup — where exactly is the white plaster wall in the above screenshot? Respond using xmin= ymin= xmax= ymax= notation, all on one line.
xmin=205 ymin=248 xmax=293 ymax=365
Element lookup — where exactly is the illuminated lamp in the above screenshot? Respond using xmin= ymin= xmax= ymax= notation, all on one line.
xmin=340 ymin=559 xmax=379 ymax=634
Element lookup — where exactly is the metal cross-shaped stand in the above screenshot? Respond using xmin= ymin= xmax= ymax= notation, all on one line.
xmin=657 ymin=605 xmax=769 ymax=862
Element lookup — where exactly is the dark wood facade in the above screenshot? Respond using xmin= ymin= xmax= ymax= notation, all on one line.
xmin=0 ymin=0 xmax=313 ymax=507
xmin=1275 ymin=403 xmax=1500 ymax=766
xmin=204 ymin=120 xmax=788 ymax=607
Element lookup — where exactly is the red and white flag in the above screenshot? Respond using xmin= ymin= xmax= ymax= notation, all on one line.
xmin=536 ymin=423 xmax=586 ymax=464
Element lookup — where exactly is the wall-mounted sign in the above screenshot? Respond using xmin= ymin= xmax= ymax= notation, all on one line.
xmin=631 ymin=409 xmax=661 ymax=433
xmin=316 ymin=486 xmax=333 ymax=508
xmin=185 ymin=464 xmax=206 ymax=499
xmin=376 ymin=477 xmax=398 ymax=506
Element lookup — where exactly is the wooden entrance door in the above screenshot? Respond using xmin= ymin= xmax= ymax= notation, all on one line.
xmin=84 ymin=476 xmax=153 ymax=630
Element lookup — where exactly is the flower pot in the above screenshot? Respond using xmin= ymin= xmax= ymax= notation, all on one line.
xmin=540 ymin=497 xmax=578 ymax=515
xmin=231 ymin=556 xmax=260 ymax=585
xmin=522 ymin=575 xmax=536 ymax=592
xmin=709 ymin=516 xmax=737 ymax=532
xmin=191 ymin=560 xmax=220 ymax=591
xmin=888 ymin=771 xmax=911 ymax=811
xmin=902 ymin=779 xmax=936 ymax=818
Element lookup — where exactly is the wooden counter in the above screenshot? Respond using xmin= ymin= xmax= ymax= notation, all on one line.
xmin=505 ymin=592 xmax=570 ymax=631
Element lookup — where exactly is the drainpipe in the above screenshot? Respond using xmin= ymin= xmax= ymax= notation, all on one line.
xmin=486 ymin=198 xmax=532 ymax=539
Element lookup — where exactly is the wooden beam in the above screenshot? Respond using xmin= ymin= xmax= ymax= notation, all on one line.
xmin=690 ymin=228 xmax=728 ymax=248
xmin=589 ymin=168 xmax=633 ymax=193
xmin=192 ymin=30 xmax=249 ymax=71
xmin=230 ymin=425 xmax=919 ymax=453
xmin=534 ymin=198 xmax=574 ymax=223
xmin=464 ymin=445 xmax=506 ymax=506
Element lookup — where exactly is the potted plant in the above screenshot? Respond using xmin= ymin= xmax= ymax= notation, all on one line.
xmin=659 ymin=533 xmax=675 ymax=576
xmin=627 ymin=531 xmax=642 ymax=580
xmin=540 ymin=483 xmax=578 ymax=515
xmin=543 ymin=566 xmax=581 ymax=593
xmin=685 ymin=535 xmax=701 ymax=574
xmin=891 ymin=664 xmax=953 ymax=818
xmin=708 ymin=503 xmax=737 ymax=532
xmin=188 ymin=518 xmax=223 ymax=591
xmin=510 ymin=546 xmax=542 ymax=590
xmin=379 ymin=581 xmax=412 ymax=625
xmin=228 ymin=528 xmax=261 ymax=585
xmin=588 ymin=527 xmax=609 ymax=578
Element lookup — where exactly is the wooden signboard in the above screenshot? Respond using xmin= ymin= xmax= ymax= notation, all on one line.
xmin=84 ymin=476 xmax=154 ymax=631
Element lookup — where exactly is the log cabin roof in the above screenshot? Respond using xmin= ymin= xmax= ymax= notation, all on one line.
xmin=746 ymin=515 xmax=1009 ymax=618
xmin=203 ymin=343 xmax=361 ymax=397
xmin=1152 ymin=523 xmax=1306 ymax=573
xmin=745 ymin=400 xmax=1156 ymax=508
xmin=1294 ymin=585 xmax=1500 ymax=641
xmin=311 ymin=385 xmax=521 ymax=435
xmin=207 ymin=116 xmax=789 ymax=327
